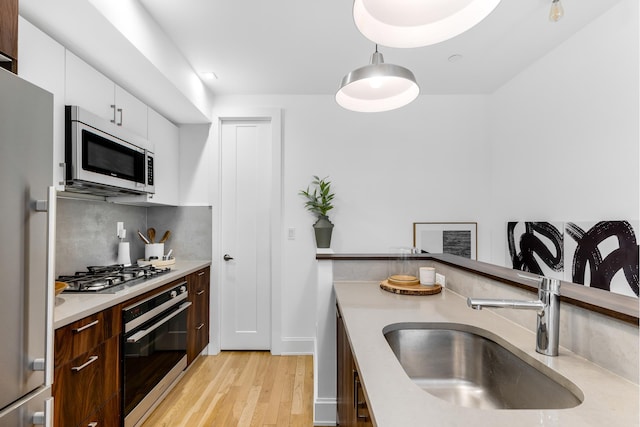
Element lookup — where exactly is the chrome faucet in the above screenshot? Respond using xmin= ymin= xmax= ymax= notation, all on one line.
xmin=467 ymin=276 xmax=561 ymax=356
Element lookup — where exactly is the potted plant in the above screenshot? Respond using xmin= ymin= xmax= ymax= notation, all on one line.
xmin=299 ymin=175 xmax=335 ymax=248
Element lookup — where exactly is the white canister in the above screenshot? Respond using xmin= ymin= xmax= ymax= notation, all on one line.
xmin=145 ymin=243 xmax=165 ymax=260
xmin=117 ymin=242 xmax=131 ymax=266
xmin=419 ymin=267 xmax=436 ymax=286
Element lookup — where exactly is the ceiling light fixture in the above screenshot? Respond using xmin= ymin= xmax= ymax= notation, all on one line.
xmin=336 ymin=45 xmax=419 ymax=113
xmin=549 ymin=0 xmax=564 ymax=22
xmin=353 ymin=0 xmax=502 ymax=48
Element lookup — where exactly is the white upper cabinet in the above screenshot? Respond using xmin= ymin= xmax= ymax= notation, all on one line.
xmin=146 ymin=108 xmax=179 ymax=205
xmin=115 ymin=84 xmax=148 ymax=138
xmin=65 ymin=51 xmax=148 ymax=138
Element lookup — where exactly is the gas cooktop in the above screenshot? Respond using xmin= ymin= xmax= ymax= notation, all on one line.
xmin=58 ymin=264 xmax=171 ymax=293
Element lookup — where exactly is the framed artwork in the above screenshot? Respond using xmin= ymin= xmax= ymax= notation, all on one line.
xmin=413 ymin=222 xmax=477 ymax=260
xmin=505 ymin=220 xmax=639 ymax=298
xmin=506 ymin=221 xmax=564 ymax=280
xmin=564 ymin=220 xmax=639 ymax=298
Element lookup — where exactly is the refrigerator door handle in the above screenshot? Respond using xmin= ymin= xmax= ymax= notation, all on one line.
xmin=31 ymin=187 xmax=55 ymax=386
xmin=44 ymin=186 xmax=56 ymax=387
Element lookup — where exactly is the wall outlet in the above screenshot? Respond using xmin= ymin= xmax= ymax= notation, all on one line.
xmin=117 ymin=222 xmax=124 ymax=237
xmin=436 ymin=273 xmax=446 ymax=287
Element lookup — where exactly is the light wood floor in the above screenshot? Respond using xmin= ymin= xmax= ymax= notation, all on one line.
xmin=141 ymin=351 xmax=314 ymax=427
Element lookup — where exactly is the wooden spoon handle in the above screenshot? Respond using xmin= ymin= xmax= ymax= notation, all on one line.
xmin=147 ymin=228 xmax=156 ymax=243
xmin=159 ymin=230 xmax=171 ymax=243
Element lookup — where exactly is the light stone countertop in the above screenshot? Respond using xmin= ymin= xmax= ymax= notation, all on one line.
xmin=54 ymin=260 xmax=211 ymax=329
xmin=334 ymin=281 xmax=639 ymax=427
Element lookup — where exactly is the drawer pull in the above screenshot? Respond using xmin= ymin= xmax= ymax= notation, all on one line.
xmin=71 ymin=355 xmax=99 ymax=372
xmin=88 ymin=422 xmax=98 ymax=427
xmin=72 ymin=319 xmax=99 ymax=333
xmin=196 ymin=323 xmax=205 ymax=330
xmin=196 ymin=290 xmax=205 ymax=296
xmin=198 ymin=271 xmax=205 ymax=276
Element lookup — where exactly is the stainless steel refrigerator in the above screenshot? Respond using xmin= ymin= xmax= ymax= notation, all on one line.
xmin=0 ymin=69 xmax=56 ymax=426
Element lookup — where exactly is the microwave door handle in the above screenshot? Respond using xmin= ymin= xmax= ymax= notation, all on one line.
xmin=126 ymin=301 xmax=192 ymax=343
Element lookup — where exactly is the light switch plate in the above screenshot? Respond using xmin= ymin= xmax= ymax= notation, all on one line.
xmin=436 ymin=273 xmax=446 ymax=287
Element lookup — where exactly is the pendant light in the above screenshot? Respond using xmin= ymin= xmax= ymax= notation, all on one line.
xmin=336 ymin=45 xmax=419 ymax=113
xmin=353 ymin=0 xmax=502 ymax=48
xmin=549 ymin=0 xmax=564 ymax=22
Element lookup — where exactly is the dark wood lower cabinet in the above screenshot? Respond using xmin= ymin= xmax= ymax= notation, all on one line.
xmin=53 ymin=334 xmax=120 ymax=427
xmin=187 ymin=267 xmax=210 ymax=365
xmin=337 ymin=305 xmax=373 ymax=427
xmin=54 ymin=267 xmax=211 ymax=425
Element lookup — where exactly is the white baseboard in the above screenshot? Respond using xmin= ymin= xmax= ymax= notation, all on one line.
xmin=314 ymin=397 xmax=337 ymax=426
xmin=278 ymin=337 xmax=314 ymax=355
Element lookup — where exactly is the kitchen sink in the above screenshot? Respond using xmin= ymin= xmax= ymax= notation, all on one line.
xmin=383 ymin=323 xmax=583 ymax=410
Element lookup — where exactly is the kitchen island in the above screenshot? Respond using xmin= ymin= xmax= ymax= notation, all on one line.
xmin=335 ymin=281 xmax=639 ymax=427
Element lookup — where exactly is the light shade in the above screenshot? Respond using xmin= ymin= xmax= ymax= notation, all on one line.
xmin=353 ymin=0 xmax=502 ymax=48
xmin=336 ymin=51 xmax=419 ymax=113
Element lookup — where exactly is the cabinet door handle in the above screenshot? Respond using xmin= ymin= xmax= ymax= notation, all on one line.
xmin=88 ymin=422 xmax=98 ymax=427
xmin=198 ymin=271 xmax=205 ymax=276
xmin=110 ymin=104 xmax=116 ymax=123
xmin=353 ymin=370 xmax=368 ymax=420
xmin=71 ymin=355 xmax=99 ymax=372
xmin=117 ymin=108 xmax=123 ymax=126
xmin=196 ymin=323 xmax=205 ymax=330
xmin=72 ymin=319 xmax=99 ymax=334
xmin=196 ymin=290 xmax=205 ymax=296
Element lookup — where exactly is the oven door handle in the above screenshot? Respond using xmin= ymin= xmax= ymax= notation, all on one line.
xmin=126 ymin=301 xmax=192 ymax=343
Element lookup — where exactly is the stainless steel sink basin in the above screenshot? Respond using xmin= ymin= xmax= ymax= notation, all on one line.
xmin=383 ymin=323 xmax=583 ymax=410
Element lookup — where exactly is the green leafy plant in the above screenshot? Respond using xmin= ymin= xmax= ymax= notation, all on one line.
xmin=299 ymin=175 xmax=335 ymax=217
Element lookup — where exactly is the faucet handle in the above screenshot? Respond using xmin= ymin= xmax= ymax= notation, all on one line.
xmin=539 ymin=277 xmax=561 ymax=294
xmin=517 ymin=274 xmax=561 ymax=295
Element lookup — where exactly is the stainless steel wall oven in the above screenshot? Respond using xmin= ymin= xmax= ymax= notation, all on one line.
xmin=122 ymin=281 xmax=190 ymax=427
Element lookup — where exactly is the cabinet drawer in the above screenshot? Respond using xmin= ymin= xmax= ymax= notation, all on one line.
xmin=53 ymin=336 xmax=119 ymax=427
xmin=76 ymin=393 xmax=121 ymax=427
xmin=54 ymin=307 xmax=120 ymax=367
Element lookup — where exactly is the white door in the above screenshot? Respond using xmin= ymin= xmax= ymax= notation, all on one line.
xmin=220 ymin=120 xmax=272 ymax=349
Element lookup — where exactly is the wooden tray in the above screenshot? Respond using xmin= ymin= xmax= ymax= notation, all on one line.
xmin=380 ymin=279 xmax=442 ymax=296
xmin=388 ymin=275 xmax=420 ymax=285
xmin=137 ymin=257 xmax=176 ymax=268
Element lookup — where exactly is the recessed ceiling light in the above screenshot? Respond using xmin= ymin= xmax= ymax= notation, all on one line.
xmin=201 ymin=72 xmax=218 ymax=80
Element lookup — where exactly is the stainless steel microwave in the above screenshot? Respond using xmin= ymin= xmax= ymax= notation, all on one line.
xmin=64 ymin=105 xmax=154 ymax=196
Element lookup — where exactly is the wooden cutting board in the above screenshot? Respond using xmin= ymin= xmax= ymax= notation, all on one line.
xmin=380 ymin=279 xmax=442 ymax=296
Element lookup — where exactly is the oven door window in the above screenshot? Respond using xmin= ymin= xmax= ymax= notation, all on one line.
xmin=82 ymin=129 xmax=145 ymax=184
xmin=123 ymin=308 xmax=187 ymax=416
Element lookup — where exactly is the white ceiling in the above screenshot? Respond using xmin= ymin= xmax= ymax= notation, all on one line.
xmin=138 ymin=0 xmax=623 ymax=96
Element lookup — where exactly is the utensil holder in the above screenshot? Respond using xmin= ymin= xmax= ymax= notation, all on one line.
xmin=145 ymin=243 xmax=164 ymax=260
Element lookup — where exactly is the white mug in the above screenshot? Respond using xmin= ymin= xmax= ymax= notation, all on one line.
xmin=419 ymin=267 xmax=436 ymax=286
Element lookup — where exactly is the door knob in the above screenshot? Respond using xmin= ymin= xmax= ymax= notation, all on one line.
xmin=223 ymin=254 xmax=234 ymax=261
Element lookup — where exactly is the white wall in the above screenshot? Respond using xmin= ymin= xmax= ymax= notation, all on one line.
xmin=209 ymin=94 xmax=492 ymax=345
xmin=488 ymin=0 xmax=639 ymax=266
xmin=206 ymin=0 xmax=639 ymax=349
